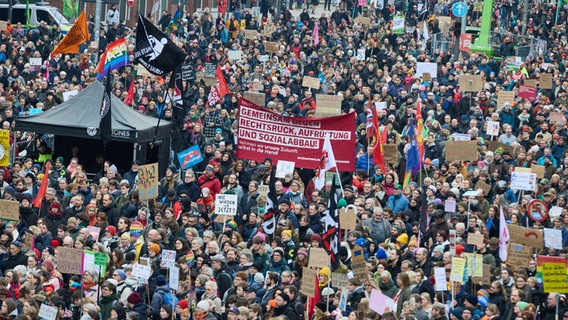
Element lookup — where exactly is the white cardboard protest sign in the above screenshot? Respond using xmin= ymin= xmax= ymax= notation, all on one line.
xmin=276 ymin=160 xmax=295 ymax=178
xmin=486 ymin=121 xmax=500 ymax=136
xmin=132 ymin=264 xmax=152 ymax=279
xmin=434 ymin=267 xmax=447 ymax=291
xmin=169 ymin=266 xmax=180 ymax=291
xmin=63 ymin=89 xmax=79 ymax=101
xmin=215 ymin=194 xmax=238 ymax=215
xmin=39 ymin=304 xmax=58 ymax=320
xmin=161 ymin=250 xmax=177 ymax=268
xmin=510 ymin=172 xmax=537 ymax=191
xmin=416 ymin=62 xmax=438 ymax=78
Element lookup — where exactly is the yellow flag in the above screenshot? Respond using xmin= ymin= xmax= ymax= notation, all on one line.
xmin=0 ymin=130 xmax=9 ymax=167
xmin=51 ymin=10 xmax=91 ymax=56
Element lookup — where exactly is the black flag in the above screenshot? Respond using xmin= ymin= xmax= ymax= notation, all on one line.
xmin=99 ymin=72 xmax=112 ymax=144
xmin=134 ymin=14 xmax=187 ymax=76
xmin=322 ymin=175 xmax=339 ymax=270
xmin=168 ymin=64 xmax=185 ymax=122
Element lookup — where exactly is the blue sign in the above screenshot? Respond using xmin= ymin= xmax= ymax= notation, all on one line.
xmin=177 ymin=144 xmax=204 ymax=170
xmin=452 ymin=2 xmax=467 ymax=17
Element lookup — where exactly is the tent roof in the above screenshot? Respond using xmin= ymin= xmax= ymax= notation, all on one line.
xmin=16 ymin=81 xmax=172 ymax=143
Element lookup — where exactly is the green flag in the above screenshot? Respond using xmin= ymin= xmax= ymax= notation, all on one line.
xmin=63 ymin=0 xmax=78 ymax=19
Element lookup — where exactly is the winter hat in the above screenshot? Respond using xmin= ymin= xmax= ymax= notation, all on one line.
xmin=205 ymin=164 xmax=215 ymax=172
xmin=465 ymin=294 xmax=478 ymax=306
xmin=127 ymin=292 xmax=142 ymax=305
xmin=516 ymin=301 xmax=528 ymax=312
xmin=50 ymin=239 xmax=61 ymax=247
xmin=196 ymin=300 xmax=210 ymax=311
xmin=397 ymin=233 xmax=409 ymax=245
xmin=116 ymin=269 xmax=126 ymax=281
xmin=156 ymin=275 xmax=167 ymax=286
xmin=197 ymin=275 xmax=210 ymax=286
xmin=108 ymin=164 xmax=118 ymax=174
xmin=50 ymin=201 xmax=62 ymax=211
xmin=277 ymin=293 xmax=291 ymax=303
xmin=376 ymin=248 xmax=388 ymax=260
xmin=42 ymin=259 xmax=55 ymax=273
xmin=319 ymin=267 xmax=331 ymax=278
xmin=273 ymin=247 xmax=285 ymax=257
xmin=455 ymin=244 xmax=465 ymax=256
xmin=148 ymin=243 xmax=161 ymax=254
xmin=106 ymin=226 xmax=117 ymax=236
xmin=251 ymin=262 xmax=264 ymax=272
xmin=3 ymin=186 xmax=15 ymax=196
xmin=310 ymin=234 xmax=322 ymax=242
xmin=281 ymin=230 xmax=292 ymax=239
xmin=177 ymin=300 xmax=189 ymax=309
xmin=451 ymin=307 xmax=463 ymax=320
xmin=20 ymin=193 xmax=33 ymax=203
xmin=254 ymin=272 xmax=265 ymax=284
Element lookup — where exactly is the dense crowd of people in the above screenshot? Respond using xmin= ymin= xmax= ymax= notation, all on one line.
xmin=1 ymin=0 xmax=568 ymax=320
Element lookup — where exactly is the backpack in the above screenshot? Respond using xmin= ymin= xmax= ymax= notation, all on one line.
xmin=157 ymin=288 xmax=179 ymax=307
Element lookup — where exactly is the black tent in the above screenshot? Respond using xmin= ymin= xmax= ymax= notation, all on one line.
xmin=16 ymin=81 xmax=172 ymax=174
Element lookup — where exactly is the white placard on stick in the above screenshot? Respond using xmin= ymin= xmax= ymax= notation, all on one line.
xmin=161 ymin=250 xmax=177 ymax=268
xmin=29 ymin=57 xmax=43 ymax=66
xmin=356 ymin=49 xmax=366 ymax=61
xmin=132 ymin=264 xmax=152 ymax=279
xmin=486 ymin=121 xmax=500 ymax=136
xmin=215 ymin=194 xmax=238 ymax=215
xmin=416 ymin=62 xmax=438 ymax=79
xmin=228 ymin=50 xmax=242 ymax=61
xmin=39 ymin=304 xmax=58 ymax=320
xmin=510 ymin=172 xmax=537 ymax=191
xmin=544 ymin=228 xmax=563 ymax=249
xmin=434 ymin=267 xmax=447 ymax=291
xmin=169 ymin=266 xmax=180 ymax=291
xmin=275 ymin=160 xmax=295 ymax=178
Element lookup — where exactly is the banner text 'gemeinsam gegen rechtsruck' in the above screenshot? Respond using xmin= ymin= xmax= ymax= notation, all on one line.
xmin=237 ymin=98 xmax=356 ymax=172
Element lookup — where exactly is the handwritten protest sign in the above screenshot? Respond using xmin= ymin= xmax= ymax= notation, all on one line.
xmin=450 ymin=257 xmax=466 ymax=283
xmin=508 ymin=225 xmax=544 ymax=249
xmin=471 ymin=264 xmax=491 ymax=285
xmin=369 ymin=289 xmax=395 ymax=315
xmin=352 ymin=246 xmax=367 ymax=282
xmin=138 ymin=163 xmax=159 ymax=200
xmin=332 ymin=272 xmax=349 ymax=288
xmin=301 ymin=267 xmax=317 ymax=297
xmin=497 ymin=91 xmax=515 ymax=108
xmin=434 ymin=268 xmax=447 ymax=291
xmin=540 ymin=73 xmax=553 ymax=89
xmin=302 ymin=76 xmax=321 ymax=89
xmin=39 ymin=304 xmax=58 ymax=320
xmin=339 ymin=206 xmax=357 ymax=230
xmin=275 ymin=160 xmax=295 ymax=178
xmin=215 ymin=194 xmax=238 ymax=215
xmin=544 ymin=228 xmax=563 ymax=249
xmin=169 ymin=266 xmax=180 ymax=290
xmin=315 ymin=94 xmax=343 ymax=117
xmin=55 ymin=247 xmax=84 ymax=274
xmin=87 ymin=226 xmax=101 ymax=241
xmin=265 ymin=42 xmax=279 ymax=53
xmin=518 ymin=85 xmax=537 ymax=100
xmin=161 ymin=250 xmax=177 ymax=268
xmin=243 ymin=91 xmax=265 ymax=106
xmin=508 ymin=243 xmax=532 ymax=266
xmin=538 ymin=256 xmax=568 ymax=293
xmin=132 ymin=264 xmax=152 ymax=279
xmin=445 ymin=141 xmax=478 ymax=161
xmin=458 ymin=75 xmax=483 ymax=92
xmin=0 ymin=200 xmax=20 ymax=221
xmin=309 ymin=248 xmax=329 ymax=268
xmin=383 ymin=144 xmax=399 ymax=163
xmin=467 ymin=233 xmax=484 ymax=246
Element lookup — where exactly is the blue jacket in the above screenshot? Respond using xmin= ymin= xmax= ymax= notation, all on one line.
xmin=386 ymin=194 xmax=409 ymax=214
xmin=356 ymin=153 xmax=373 ymax=173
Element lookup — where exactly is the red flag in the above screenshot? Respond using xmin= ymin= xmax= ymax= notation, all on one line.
xmin=372 ymin=104 xmax=386 ymax=173
xmin=124 ymin=80 xmax=135 ymax=106
xmin=216 ymin=65 xmax=229 ymax=98
xmin=32 ymin=161 xmax=51 ymax=208
xmin=313 ymin=22 xmax=319 ymax=47
xmin=306 ymin=273 xmax=321 ymax=320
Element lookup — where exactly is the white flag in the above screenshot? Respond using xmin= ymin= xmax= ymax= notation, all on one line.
xmin=499 ymin=206 xmax=510 ymax=261
xmin=314 ymin=134 xmax=337 ymax=190
xmin=422 ymin=21 xmax=430 ymax=50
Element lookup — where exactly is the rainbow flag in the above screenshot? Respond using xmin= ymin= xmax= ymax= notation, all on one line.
xmin=96 ymin=38 xmax=128 ymax=80
xmin=186 ymin=250 xmax=195 ymax=267
xmin=168 ymin=7 xmax=181 ymax=32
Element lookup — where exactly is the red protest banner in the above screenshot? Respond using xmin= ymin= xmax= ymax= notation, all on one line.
xmin=237 ymin=98 xmax=356 ymax=172
xmin=518 ymin=85 xmax=537 ymax=100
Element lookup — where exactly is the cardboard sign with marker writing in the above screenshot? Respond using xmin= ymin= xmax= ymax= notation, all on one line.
xmin=55 ymin=247 xmax=84 ymax=274
xmin=301 ymin=267 xmax=316 ymax=297
xmin=531 ymin=164 xmax=545 ymax=179
xmin=458 ymin=75 xmax=484 ymax=92
xmin=471 ymin=264 xmax=491 ymax=285
xmin=383 ymin=144 xmax=399 ymax=163
xmin=486 ymin=141 xmax=516 ymax=156
xmin=540 ymin=73 xmax=553 ymax=89
xmin=316 ymin=94 xmax=343 ymax=117
xmin=467 ymin=233 xmax=485 ymax=246
xmin=507 ymin=243 xmax=532 ymax=266
xmin=339 ymin=207 xmax=357 ymax=230
xmin=475 ymin=181 xmax=491 ymax=196
xmin=265 ymin=42 xmax=279 ymax=53
xmin=332 ymin=272 xmax=349 ymax=288
xmin=508 ymin=224 xmax=544 ymax=249
xmin=243 ymin=29 xmax=258 ymax=39
xmin=243 ymin=92 xmax=265 ymax=106
xmin=351 ymin=246 xmax=367 ymax=282
xmin=497 ymin=91 xmax=515 ymax=108
xmin=302 ymin=76 xmax=321 ymax=89
xmin=524 ymin=79 xmax=538 ymax=88
xmin=0 ymin=21 xmax=7 ymax=31
xmin=309 ymin=247 xmax=329 ymax=268
xmin=445 ymin=141 xmax=478 ymax=161
xmin=422 ymin=72 xmax=431 ymax=81
xmin=258 ymin=185 xmax=269 ymax=197
xmin=354 ymin=15 xmax=371 ymax=25
xmin=0 ymin=200 xmax=20 ymax=221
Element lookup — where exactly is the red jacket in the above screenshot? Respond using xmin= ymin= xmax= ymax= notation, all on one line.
xmin=198 ymin=175 xmax=221 ymax=198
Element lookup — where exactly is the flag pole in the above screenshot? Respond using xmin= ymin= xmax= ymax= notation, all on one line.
xmin=150 ymin=72 xmax=171 ymax=147
xmin=327 ymin=132 xmax=344 ymax=194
